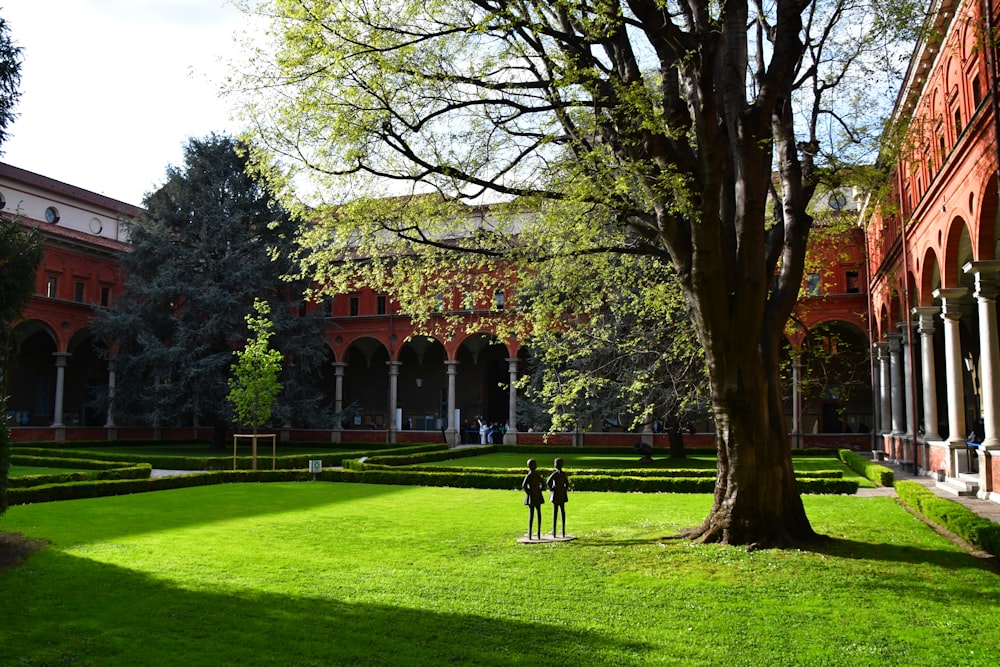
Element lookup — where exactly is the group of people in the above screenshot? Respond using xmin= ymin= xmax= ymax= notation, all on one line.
xmin=520 ymin=458 xmax=570 ymax=540
xmin=472 ymin=417 xmax=507 ymax=444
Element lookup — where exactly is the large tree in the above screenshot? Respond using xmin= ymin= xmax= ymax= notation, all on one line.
xmin=233 ymin=0 xmax=915 ymax=546
xmin=93 ymin=135 xmax=336 ymax=447
xmin=0 ymin=13 xmax=31 ymax=516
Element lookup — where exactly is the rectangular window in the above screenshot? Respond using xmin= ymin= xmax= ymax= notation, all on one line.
xmin=100 ymin=286 xmax=111 ymax=307
xmin=349 ymin=296 xmax=359 ymax=317
xmin=377 ymin=295 xmax=387 ymax=315
xmin=46 ymin=276 xmax=57 ymax=298
xmin=954 ymin=109 xmax=962 ymax=137
xmin=74 ymin=282 xmax=85 ymax=303
xmin=322 ymin=297 xmax=333 ymax=317
xmin=806 ymin=274 xmax=821 ymax=296
xmin=846 ymin=271 xmax=860 ymax=294
xmin=494 ymin=290 xmax=505 ymax=310
xmin=298 ymin=302 xmax=308 ymax=317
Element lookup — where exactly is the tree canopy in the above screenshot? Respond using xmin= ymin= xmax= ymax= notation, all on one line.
xmin=0 ymin=14 xmax=30 ymax=516
xmin=232 ymin=0 xmax=917 ymax=546
xmin=93 ymin=134 xmax=336 ymax=446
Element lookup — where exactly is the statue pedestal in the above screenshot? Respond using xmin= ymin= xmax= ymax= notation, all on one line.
xmin=517 ymin=535 xmax=577 ymax=544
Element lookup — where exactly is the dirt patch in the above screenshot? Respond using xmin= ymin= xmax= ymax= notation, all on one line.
xmin=0 ymin=531 xmax=48 ymax=572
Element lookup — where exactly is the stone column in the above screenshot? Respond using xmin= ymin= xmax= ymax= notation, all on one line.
xmin=964 ymin=261 xmax=1000 ymax=497
xmin=934 ymin=287 xmax=969 ymax=476
xmin=791 ymin=352 xmax=803 ymax=449
xmin=913 ymin=306 xmax=941 ymax=441
xmin=332 ymin=361 xmax=347 ymax=443
xmin=445 ymin=360 xmax=459 ymax=446
xmin=387 ymin=361 xmax=401 ymax=442
xmin=103 ymin=358 xmax=117 ymax=428
xmin=503 ymin=357 xmax=519 ymax=444
xmin=898 ymin=321 xmax=917 ymax=439
xmin=887 ymin=333 xmax=905 ymax=437
xmin=51 ymin=352 xmax=71 ymax=429
xmin=877 ymin=343 xmax=892 ymax=435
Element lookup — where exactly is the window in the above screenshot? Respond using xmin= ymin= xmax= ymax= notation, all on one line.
xmin=349 ymin=296 xmax=359 ymax=317
xmin=100 ymin=286 xmax=111 ymax=307
xmin=494 ymin=290 xmax=505 ymax=310
xmin=322 ymin=297 xmax=333 ymax=317
xmin=46 ymin=276 xmax=57 ymax=298
xmin=298 ymin=302 xmax=308 ymax=317
xmin=972 ymin=78 xmax=982 ymax=107
xmin=954 ymin=109 xmax=962 ymax=138
xmin=377 ymin=295 xmax=387 ymax=315
xmin=806 ymin=274 xmax=820 ymax=296
xmin=74 ymin=282 xmax=85 ymax=303
xmin=846 ymin=271 xmax=860 ymax=294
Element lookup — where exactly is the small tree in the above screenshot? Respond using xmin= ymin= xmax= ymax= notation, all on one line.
xmin=228 ymin=299 xmax=283 ymax=470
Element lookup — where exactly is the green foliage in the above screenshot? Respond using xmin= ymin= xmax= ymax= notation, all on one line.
xmin=228 ymin=299 xmax=283 ymax=430
xmin=895 ymin=481 xmax=1000 ymax=557
xmin=0 ymin=13 xmax=22 ymax=150
xmin=1 ymin=211 xmax=44 ymax=516
xmin=91 ymin=134 xmax=336 ymax=434
xmin=7 ymin=463 xmax=152 ymax=489
xmin=839 ymin=448 xmax=894 ymax=486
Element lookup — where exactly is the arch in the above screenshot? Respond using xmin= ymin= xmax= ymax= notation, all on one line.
xmin=398 ymin=335 xmax=448 ymax=429
xmin=941 ymin=215 xmax=973 ymax=286
xmin=341 ymin=337 xmax=391 ymax=429
xmin=6 ymin=326 xmax=57 ymax=426
xmin=796 ymin=320 xmax=874 ymax=434
xmin=976 ymin=168 xmax=999 ymax=260
xmin=456 ymin=333 xmax=510 ymax=427
xmin=918 ymin=246 xmax=942 ymax=305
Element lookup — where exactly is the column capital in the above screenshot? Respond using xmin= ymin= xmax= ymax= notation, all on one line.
xmin=52 ymin=351 xmax=71 ymax=367
xmin=964 ymin=264 xmax=1000 ymax=301
xmin=386 ymin=360 xmax=401 ymax=374
xmin=445 ymin=359 xmax=460 ymax=374
xmin=912 ymin=305 xmax=939 ymax=331
xmin=933 ymin=287 xmax=968 ymax=319
xmin=886 ymin=332 xmax=903 ymax=353
xmin=962 ymin=259 xmax=1000 ymax=276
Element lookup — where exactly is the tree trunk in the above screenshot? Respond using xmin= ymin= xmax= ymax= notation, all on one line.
xmin=684 ymin=346 xmax=822 ymax=549
xmin=666 ymin=420 xmax=686 ymax=459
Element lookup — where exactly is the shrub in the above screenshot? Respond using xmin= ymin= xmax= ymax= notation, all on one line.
xmin=838 ymin=449 xmax=893 ymax=486
xmin=895 ymin=481 xmax=1000 ymax=557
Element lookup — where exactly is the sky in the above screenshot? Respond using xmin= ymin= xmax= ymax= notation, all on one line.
xmin=2 ymin=1 xmax=251 ymax=207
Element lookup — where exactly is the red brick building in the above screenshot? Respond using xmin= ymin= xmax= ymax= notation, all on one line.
xmin=865 ymin=0 xmax=1000 ymax=501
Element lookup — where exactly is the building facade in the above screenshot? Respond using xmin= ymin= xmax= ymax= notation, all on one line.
xmin=865 ymin=0 xmax=1000 ymax=500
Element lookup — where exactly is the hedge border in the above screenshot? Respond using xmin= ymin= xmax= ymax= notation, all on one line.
xmin=895 ymin=480 xmax=1000 ymax=557
xmin=838 ymin=448 xmax=893 ymax=486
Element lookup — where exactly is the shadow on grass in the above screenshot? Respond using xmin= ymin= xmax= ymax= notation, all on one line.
xmin=2 ymin=549 xmax=651 ymax=666
xmin=816 ymin=536 xmax=996 ymax=571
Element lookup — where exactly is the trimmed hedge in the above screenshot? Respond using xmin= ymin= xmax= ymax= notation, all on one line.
xmin=895 ymin=481 xmax=1000 ymax=557
xmin=7 ymin=464 xmax=152 ymax=488
xmin=838 ymin=448 xmax=893 ymax=486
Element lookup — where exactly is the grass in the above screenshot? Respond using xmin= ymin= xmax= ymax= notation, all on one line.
xmin=8 ymin=465 xmax=93 ymax=477
xmin=2 ymin=483 xmax=998 ymax=665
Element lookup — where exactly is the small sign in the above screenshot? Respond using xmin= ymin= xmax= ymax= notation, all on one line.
xmin=308 ymin=460 xmax=323 ymax=473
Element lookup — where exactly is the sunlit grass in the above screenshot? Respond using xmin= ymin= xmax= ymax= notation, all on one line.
xmin=2 ymin=483 xmax=997 ymax=665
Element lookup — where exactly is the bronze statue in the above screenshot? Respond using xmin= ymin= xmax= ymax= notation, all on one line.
xmin=521 ymin=458 xmax=545 ymax=540
xmin=546 ymin=458 xmax=569 ymax=537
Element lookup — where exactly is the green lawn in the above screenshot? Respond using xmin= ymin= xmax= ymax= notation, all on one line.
xmin=2 ymin=483 xmax=997 ymax=665
xmin=8 ymin=465 xmax=92 ymax=477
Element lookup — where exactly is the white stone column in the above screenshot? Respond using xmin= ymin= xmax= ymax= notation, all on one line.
xmin=104 ymin=358 xmax=117 ymax=428
xmin=898 ymin=321 xmax=917 ymax=441
xmin=503 ymin=357 xmax=519 ymax=444
xmin=887 ymin=333 xmax=905 ymax=437
xmin=387 ymin=361 xmax=400 ymax=442
xmin=51 ymin=352 xmax=71 ymax=428
xmin=445 ymin=360 xmax=459 ymax=446
xmin=791 ymin=352 xmax=803 ymax=448
xmin=332 ymin=361 xmax=346 ymax=443
xmin=913 ymin=306 xmax=941 ymax=441
xmin=964 ymin=261 xmax=1000 ymax=497
xmin=877 ymin=343 xmax=891 ymax=435
xmin=934 ymin=287 xmax=969 ymax=476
